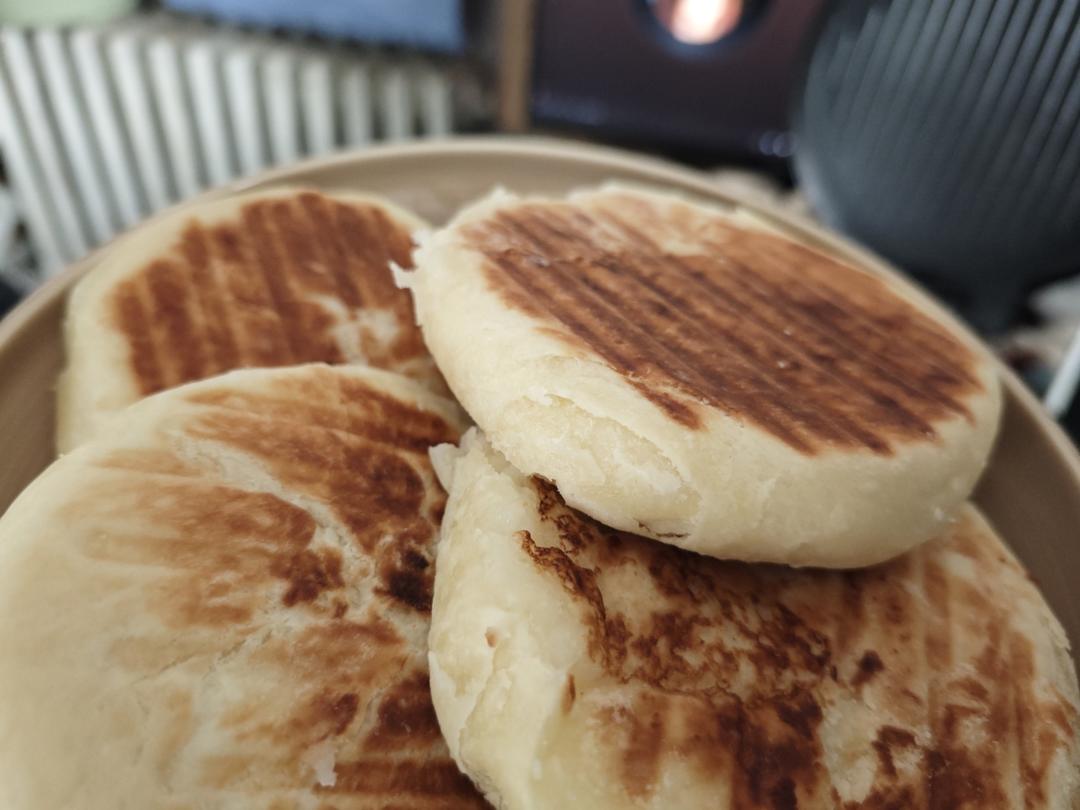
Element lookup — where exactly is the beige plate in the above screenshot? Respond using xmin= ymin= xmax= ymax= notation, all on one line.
xmin=1 ymin=137 xmax=1078 ymax=667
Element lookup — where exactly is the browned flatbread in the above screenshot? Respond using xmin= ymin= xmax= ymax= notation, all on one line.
xmin=428 ymin=432 xmax=1080 ymax=809
xmin=59 ymin=187 xmax=443 ymax=452
xmin=0 ymin=365 xmax=486 ymax=809
xmin=405 ymin=186 xmax=1002 ymax=567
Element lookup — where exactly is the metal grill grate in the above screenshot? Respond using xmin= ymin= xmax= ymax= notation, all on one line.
xmin=796 ymin=0 xmax=1080 ymax=330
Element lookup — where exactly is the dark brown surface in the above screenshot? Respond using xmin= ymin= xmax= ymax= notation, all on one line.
xmin=69 ymin=367 xmax=484 ymax=807
xmin=109 ymin=191 xmax=429 ymax=396
xmin=520 ymin=477 xmax=1077 ymax=808
xmin=465 ymin=193 xmax=982 ymax=455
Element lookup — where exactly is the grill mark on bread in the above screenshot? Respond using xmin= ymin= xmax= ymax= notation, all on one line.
xmin=243 ymin=201 xmax=306 ymax=362
xmin=339 ymin=203 xmax=390 ymax=309
xmin=731 ymin=235 xmax=974 ymax=390
xmin=185 ymin=379 xmax=457 ymax=454
xmin=517 ymin=477 xmax=1076 ymax=806
xmin=588 ymin=207 xmax=952 ymax=444
xmin=689 ymin=256 xmax=942 ymax=438
xmin=487 ymin=250 xmax=705 ymax=429
xmin=113 ymin=279 xmax=165 ymax=393
xmin=180 ymin=224 xmax=240 ymax=374
xmin=336 ymin=200 xmax=433 ymax=369
xmin=298 ymin=191 xmax=363 ymax=308
xmin=266 ymin=200 xmax=343 ymax=362
xmin=179 ymin=372 xmax=457 ymax=626
xmin=628 ymin=253 xmax=903 ymax=451
xmin=730 ymin=253 xmax=980 ymax=420
xmin=77 ymin=369 xmax=480 ymax=805
xmin=578 ymin=242 xmax=903 ymax=452
xmin=337 ymin=201 xmax=426 ymax=362
xmin=465 ymin=198 xmax=983 ymax=454
xmin=597 ymin=202 xmax=949 ymax=403
xmin=214 ymin=223 xmax=291 ymax=367
xmin=189 ymin=410 xmax=430 ymax=549
xmin=725 ymin=251 xmax=972 ymax=416
xmin=137 ymin=260 xmax=198 ymax=386
xmin=77 ymin=477 xmax=320 ymax=628
xmin=589 ymin=192 xmax=977 ymax=393
xmin=923 ymin=556 xmax=953 ymax=673
xmin=145 ymin=258 xmax=208 ymax=383
xmin=109 ymin=192 xmax=428 ymax=396
xmin=502 ymin=214 xmax=880 ymax=450
xmin=496 ymin=214 xmax=829 ymax=445
xmin=1007 ymin=633 xmax=1077 ymax=809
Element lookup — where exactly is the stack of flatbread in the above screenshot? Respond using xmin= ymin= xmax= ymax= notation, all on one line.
xmin=0 ymin=183 xmax=1076 ymax=809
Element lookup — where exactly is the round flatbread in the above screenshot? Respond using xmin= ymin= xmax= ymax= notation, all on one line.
xmin=405 ymin=186 xmax=1002 ymax=567
xmin=0 ymin=364 xmax=485 ymax=809
xmin=428 ymin=431 xmax=1080 ymax=810
xmin=59 ymin=187 xmax=442 ymax=452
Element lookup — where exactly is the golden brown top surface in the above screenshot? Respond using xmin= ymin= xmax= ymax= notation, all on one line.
xmin=463 ymin=193 xmax=983 ymax=455
xmin=63 ymin=369 xmax=484 ymax=807
xmin=108 ymin=191 xmax=431 ymax=397
xmin=520 ymin=479 xmax=1078 ymax=809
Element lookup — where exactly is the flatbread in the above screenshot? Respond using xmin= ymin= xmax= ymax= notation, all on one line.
xmin=405 ymin=186 xmax=1002 ymax=567
xmin=428 ymin=431 xmax=1080 ymax=809
xmin=0 ymin=364 xmax=486 ymax=809
xmin=59 ymin=187 xmax=442 ymax=452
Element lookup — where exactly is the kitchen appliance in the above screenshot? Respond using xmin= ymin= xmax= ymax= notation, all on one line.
xmin=503 ymin=0 xmax=828 ymax=160
xmin=795 ymin=0 xmax=1080 ymax=333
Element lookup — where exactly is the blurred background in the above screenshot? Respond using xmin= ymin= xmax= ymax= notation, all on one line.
xmin=1 ymin=0 xmax=1080 ymax=430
